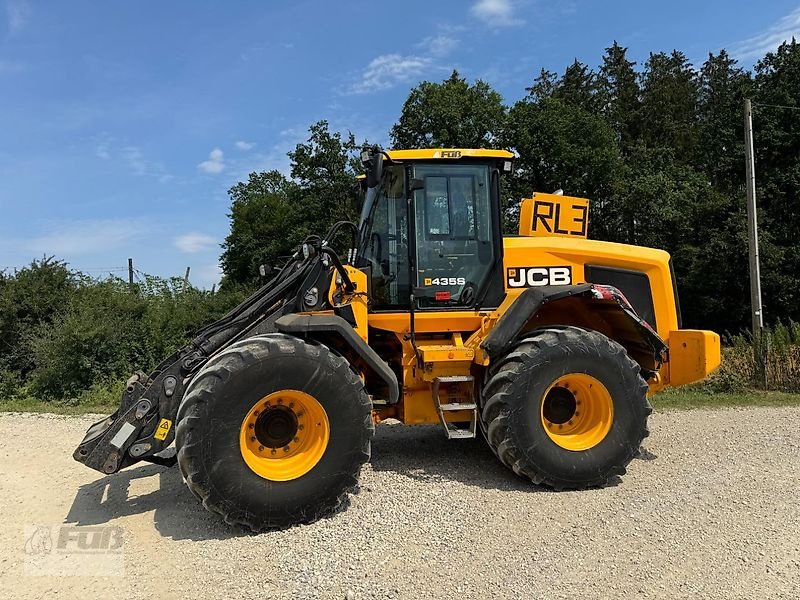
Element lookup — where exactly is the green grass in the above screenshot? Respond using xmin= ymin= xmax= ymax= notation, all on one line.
xmin=652 ymin=388 xmax=800 ymax=410
xmin=2 ymin=388 xmax=799 ymax=416
xmin=0 ymin=396 xmax=118 ymax=415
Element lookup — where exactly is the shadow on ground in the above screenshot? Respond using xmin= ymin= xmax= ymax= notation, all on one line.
xmin=63 ymin=423 xmax=654 ymax=540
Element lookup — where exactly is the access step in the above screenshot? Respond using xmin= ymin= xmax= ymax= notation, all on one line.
xmin=433 ymin=375 xmax=478 ymax=439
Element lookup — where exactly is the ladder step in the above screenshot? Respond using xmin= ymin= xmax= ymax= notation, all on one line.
xmin=432 ymin=375 xmax=478 ymax=439
xmin=439 ymin=403 xmax=477 ymax=411
xmin=445 ymin=428 xmax=476 ymax=439
xmin=436 ymin=375 xmax=474 ymax=384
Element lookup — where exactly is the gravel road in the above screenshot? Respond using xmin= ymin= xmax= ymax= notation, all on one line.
xmin=1 ymin=407 xmax=798 ymax=599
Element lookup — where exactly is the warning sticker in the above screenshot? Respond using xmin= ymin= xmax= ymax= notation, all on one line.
xmin=154 ymin=418 xmax=172 ymax=441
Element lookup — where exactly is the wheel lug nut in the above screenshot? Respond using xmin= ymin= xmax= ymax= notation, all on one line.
xmin=250 ymin=436 xmax=256 ymax=442
xmin=293 ymin=436 xmax=300 ymax=442
xmin=254 ymin=410 xmax=259 ymax=416
xmin=258 ymin=445 xmax=264 ymax=452
xmin=283 ymin=446 xmax=290 ymax=452
xmin=271 ymin=448 xmax=277 ymax=455
xmin=298 ymin=425 xmax=304 ymax=430
xmin=248 ymin=423 xmax=254 ymax=429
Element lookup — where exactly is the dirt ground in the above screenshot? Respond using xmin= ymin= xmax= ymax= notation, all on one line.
xmin=0 ymin=407 xmax=798 ymax=599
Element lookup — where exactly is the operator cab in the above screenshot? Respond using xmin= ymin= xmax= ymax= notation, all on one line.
xmin=356 ymin=148 xmax=513 ymax=311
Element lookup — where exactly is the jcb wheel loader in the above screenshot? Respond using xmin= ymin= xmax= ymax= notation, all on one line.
xmin=74 ymin=147 xmax=721 ymax=530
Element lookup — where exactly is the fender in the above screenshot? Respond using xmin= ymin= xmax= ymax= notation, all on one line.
xmin=481 ymin=284 xmax=668 ymax=371
xmin=275 ymin=313 xmax=400 ymax=404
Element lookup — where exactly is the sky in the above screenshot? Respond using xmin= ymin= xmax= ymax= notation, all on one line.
xmin=1 ymin=0 xmax=799 ymax=288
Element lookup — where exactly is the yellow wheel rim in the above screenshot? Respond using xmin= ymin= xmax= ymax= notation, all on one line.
xmin=540 ymin=373 xmax=613 ymax=452
xmin=239 ymin=390 xmax=330 ymax=481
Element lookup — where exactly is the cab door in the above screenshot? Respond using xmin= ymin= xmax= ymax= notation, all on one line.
xmin=411 ymin=163 xmax=503 ymax=309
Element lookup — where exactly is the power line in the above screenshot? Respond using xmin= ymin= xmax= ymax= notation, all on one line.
xmin=753 ymin=102 xmax=800 ymax=112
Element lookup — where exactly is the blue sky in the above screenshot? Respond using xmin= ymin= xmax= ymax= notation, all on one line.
xmin=1 ymin=0 xmax=799 ymax=288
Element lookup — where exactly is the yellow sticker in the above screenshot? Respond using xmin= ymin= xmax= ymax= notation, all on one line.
xmin=424 ymin=278 xmax=432 ymax=286
xmin=154 ymin=418 xmax=172 ymax=441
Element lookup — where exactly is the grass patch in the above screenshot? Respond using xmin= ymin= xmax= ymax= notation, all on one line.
xmin=0 ymin=379 xmax=121 ymax=415
xmin=652 ymin=388 xmax=800 ymax=411
xmin=0 ymin=396 xmax=117 ymax=415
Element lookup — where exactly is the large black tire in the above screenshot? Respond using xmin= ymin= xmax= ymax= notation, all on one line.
xmin=175 ymin=334 xmax=373 ymax=531
xmin=481 ymin=326 xmax=651 ymax=489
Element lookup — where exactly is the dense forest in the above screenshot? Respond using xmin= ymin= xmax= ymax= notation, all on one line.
xmin=222 ymin=40 xmax=800 ymax=336
xmin=3 ymin=40 xmax=800 ymax=402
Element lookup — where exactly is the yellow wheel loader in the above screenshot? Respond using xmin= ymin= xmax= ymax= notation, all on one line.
xmin=74 ymin=147 xmax=721 ymax=530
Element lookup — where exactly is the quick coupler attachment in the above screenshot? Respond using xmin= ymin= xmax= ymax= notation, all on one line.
xmin=73 ymin=396 xmax=162 ymax=475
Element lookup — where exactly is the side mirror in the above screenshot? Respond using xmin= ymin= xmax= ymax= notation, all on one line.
xmin=408 ymin=178 xmax=425 ymax=193
xmin=363 ymin=147 xmax=384 ymax=189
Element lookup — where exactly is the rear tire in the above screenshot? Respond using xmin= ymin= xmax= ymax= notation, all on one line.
xmin=480 ymin=326 xmax=651 ymax=489
xmin=176 ymin=334 xmax=373 ymax=531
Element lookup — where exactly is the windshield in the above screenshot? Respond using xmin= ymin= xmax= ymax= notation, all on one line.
xmin=356 ymin=165 xmax=409 ymax=307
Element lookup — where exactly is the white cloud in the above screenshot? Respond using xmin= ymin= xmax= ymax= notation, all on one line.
xmin=5 ymin=0 xmax=30 ymax=34
xmin=471 ymin=0 xmax=523 ymax=28
xmin=121 ymin=145 xmax=172 ymax=182
xmin=731 ymin=7 xmax=800 ymax=59
xmin=235 ymin=140 xmax=255 ymax=151
xmin=416 ymin=34 xmax=459 ymax=57
xmin=198 ymin=147 xmax=225 ymax=174
xmin=347 ymin=53 xmax=434 ymax=94
xmin=174 ymin=232 xmax=216 ymax=254
xmin=25 ymin=218 xmax=150 ymax=256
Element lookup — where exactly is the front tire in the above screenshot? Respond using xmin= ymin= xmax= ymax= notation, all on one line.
xmin=481 ymin=326 xmax=651 ymax=489
xmin=176 ymin=334 xmax=373 ymax=531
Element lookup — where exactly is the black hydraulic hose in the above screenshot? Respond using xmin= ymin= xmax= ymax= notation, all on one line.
xmin=193 ymin=257 xmax=315 ymax=350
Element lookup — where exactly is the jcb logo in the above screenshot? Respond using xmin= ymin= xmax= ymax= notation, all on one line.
xmin=507 ymin=266 xmax=572 ymax=288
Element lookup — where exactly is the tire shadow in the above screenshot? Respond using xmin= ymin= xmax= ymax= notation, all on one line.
xmin=64 ymin=463 xmax=249 ymax=541
xmin=369 ymin=422 xmax=552 ymax=493
xmin=63 ymin=424 xmax=649 ymax=540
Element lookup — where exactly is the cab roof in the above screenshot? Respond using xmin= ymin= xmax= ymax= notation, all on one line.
xmin=385 ymin=148 xmax=514 ymax=161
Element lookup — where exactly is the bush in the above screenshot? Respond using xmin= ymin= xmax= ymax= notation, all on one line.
xmin=0 ymin=262 xmax=249 ymax=402
xmin=701 ymin=320 xmax=800 ymax=393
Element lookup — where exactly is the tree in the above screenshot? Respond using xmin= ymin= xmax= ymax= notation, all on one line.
xmin=598 ymin=41 xmax=641 ymax=152
xmin=696 ymin=50 xmax=751 ymax=188
xmin=751 ymin=39 xmax=800 ymax=325
xmin=220 ymin=170 xmax=299 ymax=286
xmin=391 ymin=71 xmax=506 ymax=148
xmin=555 ymin=60 xmax=599 ymax=113
xmin=503 ymin=97 xmax=623 ymax=238
xmin=289 ymin=120 xmax=362 ymax=227
xmin=639 ymin=51 xmax=699 ymax=159
xmin=221 ymin=121 xmax=363 ymax=286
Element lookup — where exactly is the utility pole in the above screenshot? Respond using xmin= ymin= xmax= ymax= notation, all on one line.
xmin=743 ymin=98 xmax=766 ymax=386
xmin=128 ymin=258 xmax=134 ymax=292
xmin=183 ymin=266 xmax=191 ymax=292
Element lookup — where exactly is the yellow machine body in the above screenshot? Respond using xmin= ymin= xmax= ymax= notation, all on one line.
xmin=325 ymin=173 xmax=720 ymax=425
